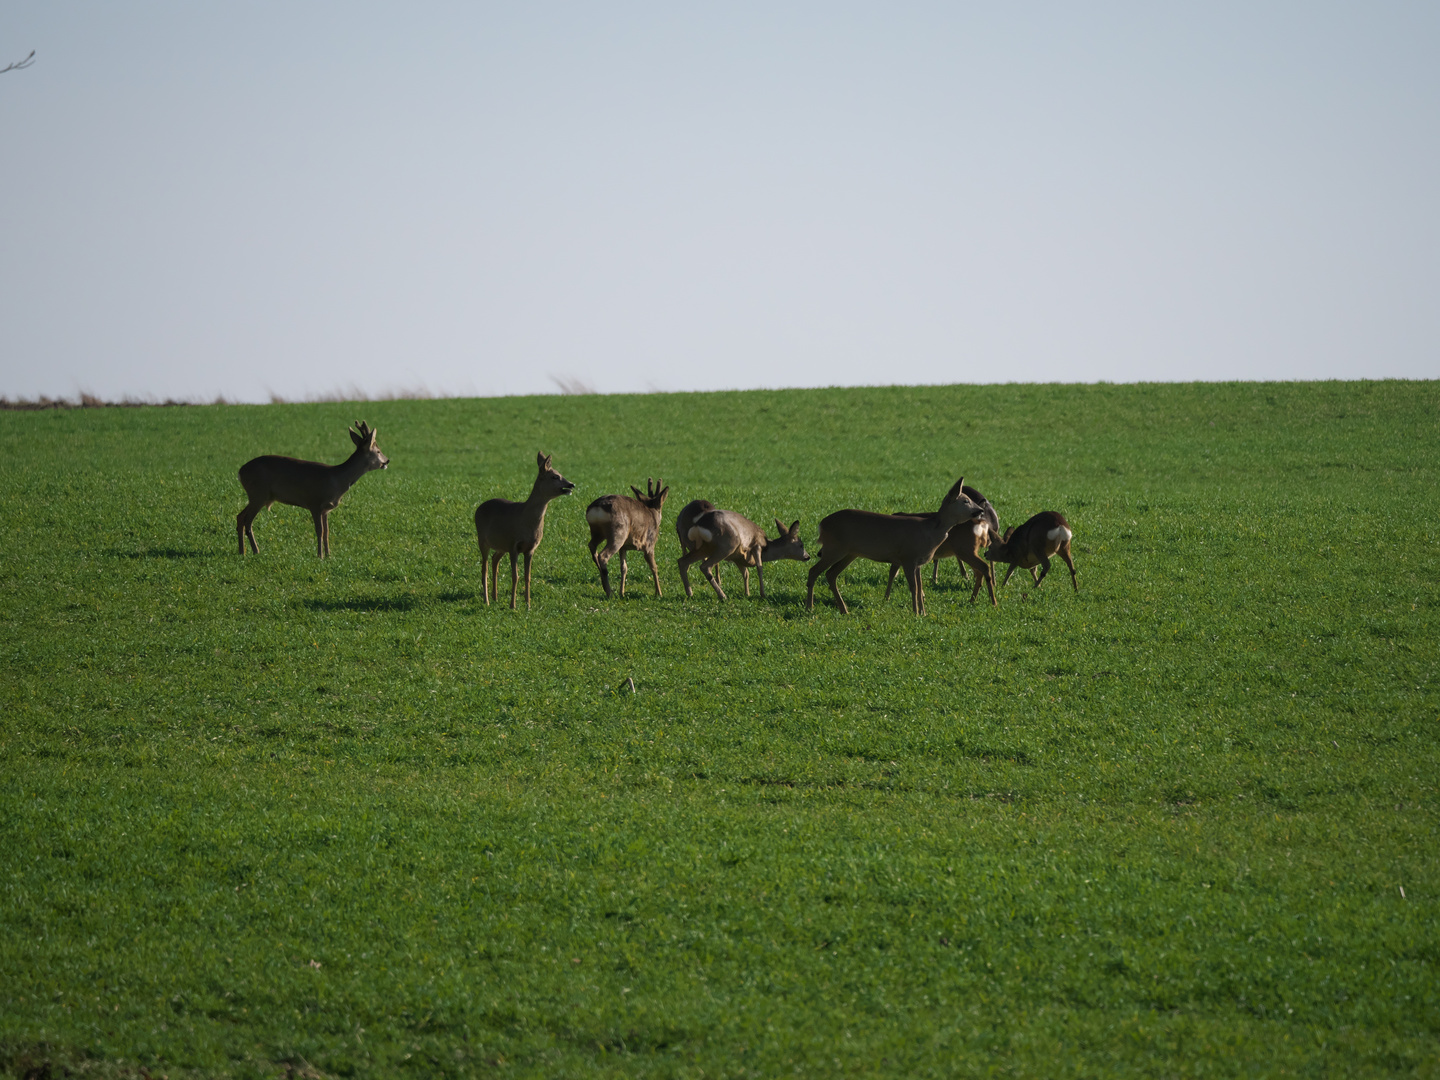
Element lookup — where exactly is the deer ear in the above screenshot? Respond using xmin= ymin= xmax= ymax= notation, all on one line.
xmin=367 ymin=428 xmax=378 ymax=448
xmin=657 ymin=486 xmax=669 ymax=504
xmin=1003 ymin=526 xmax=1015 ymax=542
xmin=349 ymin=426 xmax=364 ymax=448
xmin=775 ymin=518 xmax=786 ymax=536
xmin=537 ymin=451 xmax=547 ymax=469
xmin=631 ymin=486 xmax=644 ymax=500
xmin=789 ymin=519 xmax=800 ymax=536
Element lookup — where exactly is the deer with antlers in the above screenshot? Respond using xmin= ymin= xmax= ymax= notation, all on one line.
xmin=805 ymin=477 xmax=985 ymax=615
xmin=678 ymin=511 xmax=810 ymax=600
xmin=474 ymin=452 xmax=576 ymax=610
xmin=585 ymin=478 xmax=668 ymax=598
xmin=236 ymin=421 xmax=389 ymax=558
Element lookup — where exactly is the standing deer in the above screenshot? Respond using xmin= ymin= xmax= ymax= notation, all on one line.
xmin=236 ymin=420 xmax=389 ymax=558
xmin=474 ymin=452 xmax=576 ymax=610
xmin=882 ymin=484 xmax=1000 ymax=605
xmin=678 ymin=512 xmax=810 ymax=600
xmin=805 ymin=477 xmax=984 ymax=616
xmin=585 ymin=478 xmax=668 ymax=598
xmin=986 ymin=511 xmax=1078 ymax=592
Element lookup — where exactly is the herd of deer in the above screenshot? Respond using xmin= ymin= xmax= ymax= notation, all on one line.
xmin=235 ymin=423 xmax=1079 ymax=615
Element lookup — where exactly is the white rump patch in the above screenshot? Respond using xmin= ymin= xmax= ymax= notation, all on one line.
xmin=972 ymin=522 xmax=987 ymax=536
xmin=585 ymin=507 xmax=612 ymax=526
xmin=1048 ymin=526 xmax=1072 ymax=543
xmin=688 ymin=525 xmax=714 ymax=545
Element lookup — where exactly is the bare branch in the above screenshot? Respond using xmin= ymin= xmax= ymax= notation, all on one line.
xmin=1 ymin=50 xmax=36 ymax=74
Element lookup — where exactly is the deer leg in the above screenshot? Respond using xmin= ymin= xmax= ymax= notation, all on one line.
xmin=588 ymin=531 xmax=603 ymax=569
xmin=701 ymin=555 xmax=728 ymax=601
xmin=755 ymin=561 xmax=765 ymax=599
xmin=806 ymin=550 xmax=852 ymax=611
xmin=907 ymin=564 xmax=925 ymax=616
xmin=322 ymin=511 xmax=331 ymax=557
xmin=677 ymin=551 xmax=701 ymax=598
xmin=509 ymin=552 xmax=520 ymax=609
xmin=524 ymin=552 xmax=533 ymax=610
xmin=884 ymin=564 xmax=901 ymax=600
xmin=644 ymin=548 xmax=663 ymax=597
xmin=237 ymin=502 xmax=265 ymax=555
xmin=964 ymin=554 xmax=997 ymax=606
xmin=478 ymin=547 xmax=490 ymax=605
xmin=1028 ymin=568 xmax=1041 ymax=584
xmin=932 ymin=557 xmax=941 ymax=587
xmin=741 ymin=564 xmax=751 ymax=598
xmin=1000 ymin=563 xmax=1018 ymax=590
xmin=618 ymin=553 xmax=630 ymax=597
xmin=1059 ymin=543 xmax=1078 ymax=591
xmin=825 ymin=556 xmax=857 ymax=614
xmin=1034 ymin=555 xmax=1052 ymax=588
xmin=311 ymin=509 xmax=325 ymax=558
xmin=490 ymin=552 xmax=503 ymax=604
xmin=596 ymin=542 xmax=623 ymax=598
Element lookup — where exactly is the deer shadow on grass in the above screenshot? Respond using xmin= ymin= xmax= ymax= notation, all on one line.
xmin=105 ymin=547 xmax=212 ymax=560
xmin=303 ymin=596 xmax=417 ymax=614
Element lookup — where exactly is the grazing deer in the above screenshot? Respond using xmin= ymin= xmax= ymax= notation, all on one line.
xmin=679 ymin=512 xmax=810 ymax=600
xmin=883 ymin=484 xmax=1000 ymax=605
xmin=474 ymin=452 xmax=576 ymax=610
xmin=986 ymin=511 xmax=1078 ymax=592
xmin=675 ymin=498 xmax=718 ymax=582
xmin=585 ymin=478 xmax=668 ymax=598
xmin=236 ymin=420 xmax=389 ymax=558
xmin=805 ymin=478 xmax=984 ymax=615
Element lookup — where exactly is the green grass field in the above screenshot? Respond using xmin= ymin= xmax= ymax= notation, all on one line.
xmin=1 ymin=381 xmax=1436 ymax=1078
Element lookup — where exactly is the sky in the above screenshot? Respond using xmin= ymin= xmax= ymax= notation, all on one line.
xmin=1 ymin=2 xmax=1436 ymax=402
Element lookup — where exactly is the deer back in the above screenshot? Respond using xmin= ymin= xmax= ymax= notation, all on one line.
xmin=676 ymin=499 xmax=717 ymax=551
xmin=688 ymin=508 xmax=766 ymax=564
xmin=239 ymin=421 xmax=388 ymax=511
xmin=988 ymin=511 xmax=1072 ymax=567
xmin=586 ymin=478 xmax=668 ymax=548
xmin=475 ymin=451 xmax=574 ymax=552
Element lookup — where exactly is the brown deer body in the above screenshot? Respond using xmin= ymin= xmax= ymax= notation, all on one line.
xmin=474 ymin=452 xmax=576 ymax=610
xmin=236 ymin=421 xmax=389 ymax=558
xmin=986 ymin=511 xmax=1078 ymax=592
xmin=678 ymin=512 xmax=810 ymax=600
xmin=585 ymin=478 xmax=668 ymax=598
xmin=675 ymin=499 xmax=719 ymax=584
xmin=805 ymin=478 xmax=984 ymax=615
xmin=883 ymin=484 xmax=1000 ymax=605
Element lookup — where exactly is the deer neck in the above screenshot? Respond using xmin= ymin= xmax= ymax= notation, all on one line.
xmin=521 ymin=478 xmax=558 ymax=527
xmin=938 ymin=502 xmax=977 ymax=535
xmin=332 ymin=449 xmax=373 ymax=493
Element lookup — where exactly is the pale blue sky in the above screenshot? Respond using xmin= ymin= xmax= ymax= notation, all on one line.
xmin=1 ymin=2 xmax=1436 ymax=401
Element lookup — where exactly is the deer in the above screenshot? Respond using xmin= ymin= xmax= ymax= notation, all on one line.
xmin=473 ymin=452 xmax=576 ymax=610
xmin=985 ymin=510 xmax=1078 ymax=593
xmin=676 ymin=498 xmax=718 ymax=577
xmin=585 ymin=477 xmax=668 ymax=598
xmin=236 ymin=420 xmax=389 ymax=558
xmin=806 ymin=478 xmax=985 ymax=616
xmin=882 ymin=483 xmax=1000 ymax=605
xmin=678 ymin=512 xmax=810 ymax=600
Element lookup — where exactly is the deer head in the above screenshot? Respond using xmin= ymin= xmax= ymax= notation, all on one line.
xmin=536 ymin=451 xmax=576 ymax=498
xmin=765 ymin=518 xmax=811 ymax=562
xmin=348 ymin=421 xmax=389 ymax=470
xmin=629 ymin=477 xmax=668 ymax=510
